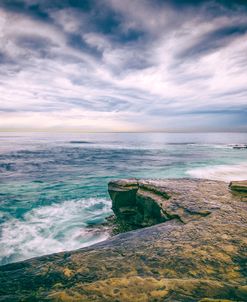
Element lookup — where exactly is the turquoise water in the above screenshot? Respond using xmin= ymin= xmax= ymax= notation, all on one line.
xmin=0 ymin=132 xmax=247 ymax=265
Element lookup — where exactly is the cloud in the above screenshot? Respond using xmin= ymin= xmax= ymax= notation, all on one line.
xmin=178 ymin=23 xmax=247 ymax=59
xmin=0 ymin=0 xmax=247 ymax=131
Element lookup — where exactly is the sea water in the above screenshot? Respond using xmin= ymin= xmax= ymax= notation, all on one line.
xmin=0 ymin=132 xmax=247 ymax=265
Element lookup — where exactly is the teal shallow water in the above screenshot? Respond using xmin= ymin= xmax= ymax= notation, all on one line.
xmin=0 ymin=132 xmax=247 ymax=265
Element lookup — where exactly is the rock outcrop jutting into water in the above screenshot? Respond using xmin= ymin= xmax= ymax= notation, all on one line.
xmin=0 ymin=179 xmax=247 ymax=302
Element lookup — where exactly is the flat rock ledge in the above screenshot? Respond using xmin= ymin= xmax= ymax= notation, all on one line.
xmin=108 ymin=178 xmax=215 ymax=230
xmin=0 ymin=178 xmax=247 ymax=302
xmin=230 ymin=180 xmax=247 ymax=194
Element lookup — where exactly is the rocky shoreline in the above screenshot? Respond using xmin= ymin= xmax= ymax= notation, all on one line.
xmin=0 ymin=178 xmax=246 ymax=301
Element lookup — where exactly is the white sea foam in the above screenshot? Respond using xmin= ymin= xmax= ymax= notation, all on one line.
xmin=0 ymin=198 xmax=112 ymax=265
xmin=187 ymin=162 xmax=247 ymax=182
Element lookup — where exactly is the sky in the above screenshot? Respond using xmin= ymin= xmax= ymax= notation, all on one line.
xmin=0 ymin=0 xmax=247 ymax=132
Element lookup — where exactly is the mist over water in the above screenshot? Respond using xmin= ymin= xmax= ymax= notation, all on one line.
xmin=0 ymin=132 xmax=247 ymax=265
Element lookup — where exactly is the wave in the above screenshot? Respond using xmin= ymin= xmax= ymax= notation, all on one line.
xmin=187 ymin=162 xmax=247 ymax=182
xmin=0 ymin=198 xmax=112 ymax=265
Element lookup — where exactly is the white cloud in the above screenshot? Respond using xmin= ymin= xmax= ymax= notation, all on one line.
xmin=50 ymin=8 xmax=89 ymax=33
xmin=0 ymin=1 xmax=247 ymax=131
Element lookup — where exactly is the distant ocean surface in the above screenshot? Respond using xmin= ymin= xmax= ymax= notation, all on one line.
xmin=0 ymin=132 xmax=247 ymax=265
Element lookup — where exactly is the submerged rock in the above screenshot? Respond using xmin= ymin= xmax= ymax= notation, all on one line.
xmin=0 ymin=179 xmax=246 ymax=302
xmin=231 ymin=144 xmax=247 ymax=149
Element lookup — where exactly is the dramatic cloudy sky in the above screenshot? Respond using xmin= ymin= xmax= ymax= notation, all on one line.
xmin=0 ymin=0 xmax=247 ymax=131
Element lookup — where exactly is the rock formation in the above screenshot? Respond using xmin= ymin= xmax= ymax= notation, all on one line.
xmin=0 ymin=179 xmax=246 ymax=302
xmin=230 ymin=180 xmax=247 ymax=192
xmin=231 ymin=144 xmax=247 ymax=149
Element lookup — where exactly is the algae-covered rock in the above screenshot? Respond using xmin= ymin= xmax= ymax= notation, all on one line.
xmin=0 ymin=179 xmax=246 ymax=302
xmin=230 ymin=180 xmax=247 ymax=193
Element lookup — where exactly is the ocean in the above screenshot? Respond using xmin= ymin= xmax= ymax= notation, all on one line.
xmin=0 ymin=132 xmax=247 ymax=265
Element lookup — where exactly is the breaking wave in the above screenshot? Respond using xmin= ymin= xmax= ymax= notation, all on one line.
xmin=0 ymin=198 xmax=112 ymax=265
xmin=187 ymin=162 xmax=247 ymax=182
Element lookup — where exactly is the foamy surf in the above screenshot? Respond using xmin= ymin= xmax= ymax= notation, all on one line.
xmin=187 ymin=162 xmax=247 ymax=182
xmin=0 ymin=198 xmax=112 ymax=265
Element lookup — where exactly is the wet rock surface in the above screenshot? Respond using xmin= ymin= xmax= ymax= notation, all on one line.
xmin=0 ymin=179 xmax=247 ymax=302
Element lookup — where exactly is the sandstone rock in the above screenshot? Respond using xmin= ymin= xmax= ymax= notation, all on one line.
xmin=109 ymin=179 xmax=219 ymax=228
xmin=108 ymin=180 xmax=138 ymax=219
xmin=0 ymin=179 xmax=246 ymax=302
xmin=229 ymin=180 xmax=247 ymax=193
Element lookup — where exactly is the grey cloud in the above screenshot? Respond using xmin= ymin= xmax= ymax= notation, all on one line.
xmin=16 ymin=34 xmax=56 ymax=51
xmin=0 ymin=1 xmax=247 ymax=131
xmin=178 ymin=23 xmax=247 ymax=59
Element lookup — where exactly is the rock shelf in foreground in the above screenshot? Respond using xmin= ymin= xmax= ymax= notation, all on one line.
xmin=0 ymin=178 xmax=247 ymax=302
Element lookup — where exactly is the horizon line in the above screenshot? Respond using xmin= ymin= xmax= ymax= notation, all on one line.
xmin=0 ymin=129 xmax=246 ymax=134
